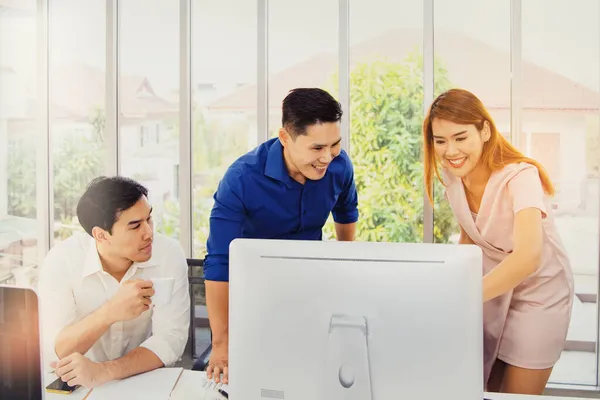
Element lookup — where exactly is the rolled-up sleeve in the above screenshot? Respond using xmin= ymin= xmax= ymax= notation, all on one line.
xmin=38 ymin=247 xmax=78 ymax=367
xmin=507 ymin=165 xmax=548 ymax=218
xmin=332 ymin=152 xmax=359 ymax=224
xmin=204 ymin=166 xmax=246 ymax=282
xmin=139 ymin=243 xmax=190 ymax=366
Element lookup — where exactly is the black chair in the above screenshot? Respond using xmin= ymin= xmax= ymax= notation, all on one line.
xmin=187 ymin=258 xmax=212 ymax=371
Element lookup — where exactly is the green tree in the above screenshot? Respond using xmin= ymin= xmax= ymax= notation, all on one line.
xmin=7 ymin=135 xmax=37 ymax=218
xmin=161 ymin=106 xmax=251 ymax=256
xmin=325 ymin=51 xmax=457 ymax=243
xmin=53 ymin=137 xmax=104 ymax=222
xmin=53 ymin=110 xmax=105 ymax=239
xmin=6 ymin=109 xmax=106 ymax=240
xmin=7 ymin=110 xmax=106 ymax=229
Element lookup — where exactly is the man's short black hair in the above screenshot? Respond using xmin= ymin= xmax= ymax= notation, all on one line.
xmin=282 ymin=88 xmax=342 ymax=137
xmin=76 ymin=176 xmax=149 ymax=236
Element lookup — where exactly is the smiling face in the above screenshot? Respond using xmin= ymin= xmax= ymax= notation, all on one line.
xmin=431 ymin=118 xmax=491 ymax=179
xmin=279 ymin=122 xmax=342 ymax=184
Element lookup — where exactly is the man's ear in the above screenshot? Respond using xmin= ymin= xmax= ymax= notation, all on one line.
xmin=92 ymin=226 xmax=110 ymax=243
xmin=278 ymin=127 xmax=291 ymax=147
xmin=482 ymin=120 xmax=491 ymax=142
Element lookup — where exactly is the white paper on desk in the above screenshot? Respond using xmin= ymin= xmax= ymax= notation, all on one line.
xmin=87 ymin=367 xmax=183 ymax=400
xmin=201 ymin=375 xmax=229 ymax=394
xmin=169 ymin=370 xmax=228 ymax=400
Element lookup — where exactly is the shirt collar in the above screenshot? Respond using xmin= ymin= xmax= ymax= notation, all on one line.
xmin=81 ymin=235 xmax=159 ymax=280
xmin=264 ymin=139 xmax=293 ymax=187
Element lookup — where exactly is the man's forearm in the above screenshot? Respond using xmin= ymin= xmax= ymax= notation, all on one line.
xmin=103 ymin=347 xmax=163 ymax=381
xmin=55 ymin=303 xmax=113 ymax=359
xmin=205 ymin=280 xmax=229 ymax=346
xmin=335 ymin=222 xmax=356 ymax=241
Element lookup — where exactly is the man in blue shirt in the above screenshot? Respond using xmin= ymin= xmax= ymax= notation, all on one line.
xmin=204 ymin=88 xmax=358 ymax=383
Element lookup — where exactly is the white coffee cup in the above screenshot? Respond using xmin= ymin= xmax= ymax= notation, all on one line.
xmin=150 ymin=277 xmax=175 ymax=307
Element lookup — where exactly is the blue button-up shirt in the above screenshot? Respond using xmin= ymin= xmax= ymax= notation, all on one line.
xmin=204 ymin=138 xmax=359 ymax=281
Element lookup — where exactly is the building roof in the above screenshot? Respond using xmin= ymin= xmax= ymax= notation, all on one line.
xmin=209 ymin=28 xmax=599 ymax=112
xmin=50 ymin=63 xmax=178 ymax=121
xmin=1 ymin=62 xmax=177 ymax=123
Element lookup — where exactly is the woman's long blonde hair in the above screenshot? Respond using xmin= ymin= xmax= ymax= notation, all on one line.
xmin=423 ymin=88 xmax=554 ymax=203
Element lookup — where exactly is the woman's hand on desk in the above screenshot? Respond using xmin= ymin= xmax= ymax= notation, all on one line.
xmin=206 ymin=344 xmax=229 ymax=384
xmin=50 ymin=352 xmax=111 ymax=389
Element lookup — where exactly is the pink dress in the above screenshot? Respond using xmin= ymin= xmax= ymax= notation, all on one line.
xmin=443 ymin=162 xmax=574 ymax=384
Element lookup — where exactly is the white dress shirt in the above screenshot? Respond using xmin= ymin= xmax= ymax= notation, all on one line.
xmin=38 ymin=231 xmax=190 ymax=369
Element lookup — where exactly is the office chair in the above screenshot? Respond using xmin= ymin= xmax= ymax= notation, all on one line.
xmin=186 ymin=258 xmax=212 ymax=371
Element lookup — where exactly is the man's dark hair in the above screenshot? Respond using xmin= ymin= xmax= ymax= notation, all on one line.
xmin=282 ymin=88 xmax=342 ymax=137
xmin=76 ymin=176 xmax=149 ymax=236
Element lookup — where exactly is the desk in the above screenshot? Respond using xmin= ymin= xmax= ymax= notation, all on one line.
xmin=170 ymin=371 xmax=589 ymax=400
xmin=44 ymin=369 xmax=589 ymax=400
xmin=170 ymin=370 xmax=228 ymax=400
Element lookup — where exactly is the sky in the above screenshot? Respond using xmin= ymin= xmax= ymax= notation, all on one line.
xmin=1 ymin=0 xmax=598 ymax=97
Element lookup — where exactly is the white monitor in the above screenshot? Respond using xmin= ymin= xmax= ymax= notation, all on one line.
xmin=229 ymin=239 xmax=484 ymax=400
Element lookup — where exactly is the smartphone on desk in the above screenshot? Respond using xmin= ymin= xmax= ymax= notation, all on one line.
xmin=45 ymin=377 xmax=80 ymax=395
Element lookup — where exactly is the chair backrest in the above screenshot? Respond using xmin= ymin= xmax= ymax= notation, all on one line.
xmin=187 ymin=258 xmax=205 ymax=268
xmin=186 ymin=258 xmax=205 ymax=359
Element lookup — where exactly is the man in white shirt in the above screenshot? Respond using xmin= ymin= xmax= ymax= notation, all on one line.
xmin=38 ymin=176 xmax=190 ymax=389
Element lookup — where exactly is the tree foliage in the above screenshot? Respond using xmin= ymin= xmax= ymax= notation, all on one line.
xmin=7 ymin=109 xmax=105 ymax=236
xmin=160 ymin=107 xmax=250 ymax=256
xmin=7 ymin=135 xmax=36 ymax=218
xmin=324 ymin=51 xmax=457 ymax=243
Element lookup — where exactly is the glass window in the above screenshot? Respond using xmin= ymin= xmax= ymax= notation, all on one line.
xmin=50 ymin=0 xmax=106 ymax=244
xmin=433 ymin=0 xmax=511 ymax=244
xmin=348 ymin=0 xmax=423 ymax=242
xmin=191 ymin=0 xmax=257 ymax=258
xmin=119 ymin=0 xmax=180 ymax=239
xmin=190 ymin=0 xmax=258 ymax=359
xmin=522 ymin=0 xmax=600 ymax=386
xmin=0 ymin=2 xmax=39 ymax=287
xmin=267 ymin=0 xmax=338 ymax=138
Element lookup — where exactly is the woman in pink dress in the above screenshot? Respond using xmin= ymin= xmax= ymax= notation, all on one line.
xmin=422 ymin=88 xmax=574 ymax=394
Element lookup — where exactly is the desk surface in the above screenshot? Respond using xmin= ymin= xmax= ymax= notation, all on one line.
xmin=170 ymin=370 xmax=589 ymax=400
xmin=44 ymin=369 xmax=590 ymax=400
xmin=170 ymin=370 xmax=227 ymax=400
